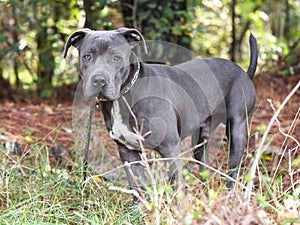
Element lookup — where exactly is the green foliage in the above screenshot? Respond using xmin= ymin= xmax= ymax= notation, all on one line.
xmin=0 ymin=0 xmax=299 ymax=94
xmin=189 ymin=0 xmax=300 ymax=71
xmin=189 ymin=0 xmax=231 ymax=58
xmin=0 ymin=0 xmax=118 ymax=95
xmin=199 ymin=169 xmax=209 ymax=180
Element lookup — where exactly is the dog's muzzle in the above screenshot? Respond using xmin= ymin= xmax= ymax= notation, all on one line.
xmin=96 ymin=62 xmax=141 ymax=102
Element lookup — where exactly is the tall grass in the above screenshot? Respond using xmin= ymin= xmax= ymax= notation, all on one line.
xmin=0 ymin=143 xmax=143 ymax=224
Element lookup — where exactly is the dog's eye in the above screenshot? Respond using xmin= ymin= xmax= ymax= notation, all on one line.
xmin=113 ymin=55 xmax=121 ymax=62
xmin=83 ymin=54 xmax=91 ymax=60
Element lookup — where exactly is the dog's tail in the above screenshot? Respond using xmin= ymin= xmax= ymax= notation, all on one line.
xmin=247 ymin=33 xmax=258 ymax=80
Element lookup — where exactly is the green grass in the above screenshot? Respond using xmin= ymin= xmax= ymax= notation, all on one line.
xmin=0 ymin=144 xmax=144 ymax=225
xmin=1 ymin=138 xmax=299 ymax=224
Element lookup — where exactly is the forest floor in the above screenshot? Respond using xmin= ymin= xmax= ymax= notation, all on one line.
xmin=0 ymin=71 xmax=299 ymax=224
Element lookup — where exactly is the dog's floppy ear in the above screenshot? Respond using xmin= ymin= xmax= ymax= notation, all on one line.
xmin=63 ymin=28 xmax=91 ymax=58
xmin=117 ymin=27 xmax=148 ymax=54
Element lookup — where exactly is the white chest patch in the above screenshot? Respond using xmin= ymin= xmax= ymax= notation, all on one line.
xmin=109 ymin=100 xmax=143 ymax=150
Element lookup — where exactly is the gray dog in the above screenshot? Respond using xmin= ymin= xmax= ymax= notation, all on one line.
xmin=64 ymin=27 xmax=258 ymax=196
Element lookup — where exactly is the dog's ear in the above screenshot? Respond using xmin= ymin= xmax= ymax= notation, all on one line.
xmin=63 ymin=28 xmax=91 ymax=58
xmin=117 ymin=27 xmax=148 ymax=54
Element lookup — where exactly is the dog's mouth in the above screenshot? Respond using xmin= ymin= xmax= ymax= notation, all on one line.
xmin=96 ymin=92 xmax=116 ymax=102
xmin=82 ymin=77 xmax=120 ymax=100
xmin=95 ymin=87 xmax=119 ymax=101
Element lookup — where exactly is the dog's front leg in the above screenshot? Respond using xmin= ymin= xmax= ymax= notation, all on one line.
xmin=158 ymin=143 xmax=185 ymax=194
xmin=118 ymin=145 xmax=146 ymax=201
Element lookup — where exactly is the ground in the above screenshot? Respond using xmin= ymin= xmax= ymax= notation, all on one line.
xmin=0 ymin=71 xmax=299 ymax=224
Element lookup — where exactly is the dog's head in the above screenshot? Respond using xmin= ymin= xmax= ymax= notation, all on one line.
xmin=64 ymin=28 xmax=147 ymax=99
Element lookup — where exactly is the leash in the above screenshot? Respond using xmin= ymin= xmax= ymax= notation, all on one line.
xmin=83 ymin=104 xmax=94 ymax=181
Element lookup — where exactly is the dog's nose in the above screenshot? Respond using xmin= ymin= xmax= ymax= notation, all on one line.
xmin=92 ymin=75 xmax=107 ymax=88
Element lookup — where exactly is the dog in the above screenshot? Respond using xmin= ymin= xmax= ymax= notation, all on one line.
xmin=64 ymin=27 xmax=258 ymax=196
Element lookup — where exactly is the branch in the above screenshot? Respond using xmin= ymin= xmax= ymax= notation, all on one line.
xmin=244 ymin=81 xmax=300 ymax=202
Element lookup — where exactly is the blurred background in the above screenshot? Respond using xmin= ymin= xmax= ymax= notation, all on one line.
xmin=0 ymin=0 xmax=299 ymax=100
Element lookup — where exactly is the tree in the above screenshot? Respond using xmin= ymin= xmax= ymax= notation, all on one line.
xmin=0 ymin=0 xmax=77 ymax=93
xmin=83 ymin=0 xmax=104 ymax=29
xmin=33 ymin=0 xmax=71 ymax=91
xmin=35 ymin=8 xmax=55 ymax=89
xmin=231 ymin=0 xmax=263 ymax=62
xmin=230 ymin=0 xmax=236 ymax=62
xmin=0 ymin=1 xmax=23 ymax=87
xmin=120 ymin=0 xmax=192 ymax=63
xmin=83 ymin=0 xmax=116 ymax=29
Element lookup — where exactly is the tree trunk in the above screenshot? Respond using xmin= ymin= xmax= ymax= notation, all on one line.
xmin=83 ymin=0 xmax=105 ymax=29
xmin=230 ymin=0 xmax=236 ymax=62
xmin=12 ymin=4 xmax=19 ymax=86
xmin=235 ymin=3 xmax=262 ymax=60
xmin=36 ymin=25 xmax=54 ymax=88
xmin=83 ymin=0 xmax=93 ymax=28
xmin=284 ymin=0 xmax=290 ymax=41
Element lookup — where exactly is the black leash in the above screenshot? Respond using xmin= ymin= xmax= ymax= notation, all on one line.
xmin=83 ymin=104 xmax=94 ymax=181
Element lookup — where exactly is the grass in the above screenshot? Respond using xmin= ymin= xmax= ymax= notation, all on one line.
xmin=0 ymin=144 xmax=144 ymax=224
xmin=0 ymin=83 xmax=299 ymax=224
xmin=1 ymin=142 xmax=299 ymax=225
xmin=0 ymin=134 xmax=299 ymax=224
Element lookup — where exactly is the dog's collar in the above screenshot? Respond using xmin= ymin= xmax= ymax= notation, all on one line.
xmin=96 ymin=59 xmax=140 ymax=104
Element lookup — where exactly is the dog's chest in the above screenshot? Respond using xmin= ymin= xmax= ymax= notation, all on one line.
xmin=109 ymin=100 xmax=142 ymax=150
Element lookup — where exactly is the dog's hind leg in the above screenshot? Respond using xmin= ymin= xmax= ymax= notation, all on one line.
xmin=226 ymin=117 xmax=248 ymax=188
xmin=192 ymin=118 xmax=212 ymax=172
xmin=225 ymin=80 xmax=255 ymax=188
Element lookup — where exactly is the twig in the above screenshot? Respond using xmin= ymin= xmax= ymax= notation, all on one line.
xmin=83 ymin=139 xmax=227 ymax=187
xmin=108 ymin=186 xmax=151 ymax=210
xmin=271 ymin=107 xmax=300 ymax=180
xmin=268 ymin=99 xmax=300 ymax=147
xmin=125 ymin=161 xmax=147 ymax=200
xmin=84 ymin=153 xmax=247 ymax=190
xmin=244 ymin=81 xmax=300 ymax=202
